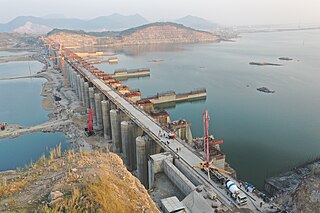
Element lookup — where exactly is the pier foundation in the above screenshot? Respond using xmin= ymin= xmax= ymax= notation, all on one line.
xmin=101 ymin=100 xmax=112 ymax=140
xmin=121 ymin=121 xmax=134 ymax=169
xmin=84 ymin=82 xmax=90 ymax=110
xmin=76 ymin=74 xmax=82 ymax=101
xmin=110 ymin=109 xmax=122 ymax=153
xmin=80 ymin=78 xmax=85 ymax=106
xmin=88 ymin=87 xmax=97 ymax=126
xmin=94 ymin=93 xmax=103 ymax=130
xmin=72 ymin=71 xmax=77 ymax=93
xmin=121 ymin=121 xmax=143 ymax=171
xmin=136 ymin=136 xmax=149 ymax=188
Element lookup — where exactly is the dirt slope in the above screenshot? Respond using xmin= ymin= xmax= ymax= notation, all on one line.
xmin=0 ymin=149 xmax=159 ymax=213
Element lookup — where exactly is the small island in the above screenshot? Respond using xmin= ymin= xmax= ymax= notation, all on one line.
xmin=249 ymin=62 xmax=282 ymax=66
xmin=278 ymin=57 xmax=293 ymax=61
xmin=149 ymin=59 xmax=164 ymax=63
xmin=257 ymin=87 xmax=275 ymax=93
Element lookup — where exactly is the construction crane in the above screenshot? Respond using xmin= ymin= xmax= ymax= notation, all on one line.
xmin=50 ymin=43 xmax=68 ymax=87
xmin=84 ymin=109 xmax=94 ymax=136
xmin=193 ymin=110 xmax=231 ymax=180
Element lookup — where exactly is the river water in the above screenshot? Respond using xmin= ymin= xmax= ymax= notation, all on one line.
xmin=94 ymin=29 xmax=320 ymax=189
xmin=0 ymin=56 xmax=67 ymax=171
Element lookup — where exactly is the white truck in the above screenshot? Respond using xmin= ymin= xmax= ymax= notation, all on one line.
xmin=226 ymin=180 xmax=247 ymax=206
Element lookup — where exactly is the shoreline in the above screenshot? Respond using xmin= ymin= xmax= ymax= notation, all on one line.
xmin=0 ymin=48 xmax=93 ymax=152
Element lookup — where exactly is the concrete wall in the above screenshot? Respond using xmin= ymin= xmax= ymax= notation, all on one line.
xmin=174 ymin=159 xmax=202 ymax=187
xmin=163 ymin=159 xmax=196 ymax=196
xmin=148 ymin=152 xmax=172 ymax=189
xmin=213 ymin=158 xmax=225 ymax=170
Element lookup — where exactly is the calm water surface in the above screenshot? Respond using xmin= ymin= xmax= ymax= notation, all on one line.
xmin=0 ymin=132 xmax=67 ymax=171
xmin=0 ymin=51 xmax=29 ymax=57
xmin=0 ymin=60 xmax=42 ymax=77
xmin=0 ymin=57 xmax=67 ymax=171
xmin=95 ymin=30 xmax=320 ymax=189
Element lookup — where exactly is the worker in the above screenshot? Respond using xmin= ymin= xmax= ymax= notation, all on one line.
xmin=176 ymin=148 xmax=179 ymax=153
xmin=260 ymin=202 xmax=263 ymax=208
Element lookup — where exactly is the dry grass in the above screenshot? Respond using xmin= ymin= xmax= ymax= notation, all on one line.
xmin=42 ymin=187 xmax=97 ymax=213
xmin=87 ymin=177 xmax=128 ymax=213
xmin=0 ymin=144 xmax=64 ymax=199
xmin=49 ymin=143 xmax=62 ymax=161
xmin=0 ymin=177 xmax=27 ymax=198
xmin=1 ymin=149 xmax=159 ymax=213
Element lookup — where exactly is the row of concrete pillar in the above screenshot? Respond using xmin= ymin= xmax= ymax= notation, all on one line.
xmin=62 ymin=62 xmax=161 ymax=188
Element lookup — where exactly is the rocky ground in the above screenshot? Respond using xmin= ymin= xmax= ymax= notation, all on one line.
xmin=0 ymin=149 xmax=159 ymax=212
xmin=275 ymin=175 xmax=320 ymax=213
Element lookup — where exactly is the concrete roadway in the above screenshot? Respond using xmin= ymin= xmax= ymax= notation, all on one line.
xmin=71 ymin=60 xmax=272 ymax=212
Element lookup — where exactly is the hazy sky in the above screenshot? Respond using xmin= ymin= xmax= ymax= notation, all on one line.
xmin=0 ymin=0 xmax=319 ymax=25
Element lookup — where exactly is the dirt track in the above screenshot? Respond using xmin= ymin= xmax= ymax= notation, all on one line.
xmin=0 ymin=119 xmax=71 ymax=139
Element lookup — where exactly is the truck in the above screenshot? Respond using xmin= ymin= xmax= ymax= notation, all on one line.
xmin=226 ymin=180 xmax=247 ymax=206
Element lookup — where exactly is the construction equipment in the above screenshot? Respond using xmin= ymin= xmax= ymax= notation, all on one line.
xmin=226 ymin=180 xmax=247 ymax=206
xmin=167 ymin=132 xmax=176 ymax=139
xmin=84 ymin=109 xmax=94 ymax=136
xmin=209 ymin=139 xmax=224 ymax=146
xmin=193 ymin=110 xmax=230 ymax=180
xmin=1 ymin=122 xmax=6 ymax=130
xmin=50 ymin=43 xmax=68 ymax=86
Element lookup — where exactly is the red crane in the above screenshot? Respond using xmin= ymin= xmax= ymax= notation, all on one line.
xmin=203 ymin=110 xmax=210 ymax=167
xmin=1 ymin=122 xmax=6 ymax=130
xmin=85 ymin=109 xmax=94 ymax=136
xmin=193 ymin=110 xmax=231 ymax=179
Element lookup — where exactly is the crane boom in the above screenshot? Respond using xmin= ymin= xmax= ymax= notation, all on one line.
xmin=203 ymin=110 xmax=210 ymax=165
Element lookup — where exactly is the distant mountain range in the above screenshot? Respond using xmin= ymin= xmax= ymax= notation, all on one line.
xmin=174 ymin=15 xmax=219 ymax=30
xmin=0 ymin=13 xmax=149 ymax=33
xmin=0 ymin=14 xmax=219 ymax=34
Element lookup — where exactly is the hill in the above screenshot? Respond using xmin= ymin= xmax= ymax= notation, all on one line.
xmin=13 ymin=21 xmax=52 ymax=34
xmin=0 ymin=14 xmax=149 ymax=33
xmin=175 ymin=15 xmax=219 ymax=30
xmin=0 ymin=148 xmax=159 ymax=212
xmin=47 ymin=22 xmax=219 ymax=47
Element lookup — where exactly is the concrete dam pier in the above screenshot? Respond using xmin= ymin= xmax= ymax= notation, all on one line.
xmin=46 ymin=40 xmax=274 ymax=212
xmin=111 ymin=68 xmax=150 ymax=80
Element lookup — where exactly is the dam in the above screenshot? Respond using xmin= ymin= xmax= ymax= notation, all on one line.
xmin=44 ymin=39 xmax=273 ymax=212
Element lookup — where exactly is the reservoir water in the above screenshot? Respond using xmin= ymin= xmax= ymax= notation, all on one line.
xmin=0 ymin=60 xmax=42 ymax=78
xmin=0 ymin=132 xmax=67 ymax=171
xmin=0 ymin=61 xmax=47 ymax=126
xmin=0 ymin=57 xmax=67 ymax=171
xmin=95 ymin=29 xmax=320 ymax=189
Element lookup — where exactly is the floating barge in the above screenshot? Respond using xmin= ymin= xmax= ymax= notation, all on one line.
xmin=111 ymin=68 xmax=150 ymax=80
xmin=140 ymin=88 xmax=207 ymax=105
